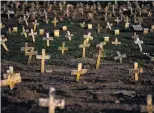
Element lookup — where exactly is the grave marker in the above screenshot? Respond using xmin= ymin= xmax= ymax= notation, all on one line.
xmin=54 ymin=30 xmax=60 ymax=37
xmin=114 ymin=51 xmax=126 ymax=63
xmin=140 ymin=95 xmax=154 ymax=113
xmin=23 ymin=15 xmax=29 ymax=26
xmin=58 ymin=42 xmax=68 ymax=55
xmin=71 ymin=63 xmax=87 ymax=81
xmin=28 ymin=29 xmax=37 ymax=42
xmin=95 ymin=42 xmax=106 ymax=69
xmin=0 ymin=35 xmax=9 ymax=52
xmin=1 ymin=66 xmax=21 ymax=90
xmin=112 ymin=38 xmax=121 ymax=45
xmin=52 ymin=17 xmax=58 ymax=27
xmin=88 ymin=24 xmax=92 ymax=29
xmin=106 ymin=22 xmax=112 ymax=30
xmin=36 ymin=49 xmax=51 ymax=73
xmin=25 ymin=47 xmax=38 ymax=64
xmin=39 ymin=87 xmax=65 ymax=113
xmin=114 ymin=29 xmax=120 ymax=35
xmin=21 ymin=43 xmax=33 ymax=55
xmin=79 ymin=40 xmax=90 ymax=58
xmin=39 ymin=29 xmax=45 ymax=35
xmin=84 ymin=32 xmax=93 ymax=43
xmin=32 ymin=19 xmax=39 ymax=31
xmin=43 ymin=33 xmax=53 ymax=47
xmin=129 ymin=62 xmax=143 ymax=81
xmin=134 ymin=37 xmax=143 ymax=52
xmin=21 ymin=27 xmax=29 ymax=38
xmin=65 ymin=31 xmax=74 ymax=40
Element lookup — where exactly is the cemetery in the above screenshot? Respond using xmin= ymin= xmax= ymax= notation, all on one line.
xmin=1 ymin=1 xmax=154 ymax=113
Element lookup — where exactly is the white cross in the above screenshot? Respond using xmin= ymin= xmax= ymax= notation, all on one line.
xmin=115 ymin=17 xmax=121 ymax=24
xmin=134 ymin=37 xmax=143 ymax=52
xmin=106 ymin=22 xmax=112 ymax=30
xmin=43 ymin=33 xmax=53 ymax=47
xmin=23 ymin=15 xmax=29 ymax=26
xmin=114 ymin=51 xmax=127 ymax=63
xmin=39 ymin=87 xmax=65 ymax=113
xmin=6 ymin=10 xmax=14 ymax=20
xmin=28 ymin=29 xmax=37 ymax=42
xmin=65 ymin=31 xmax=74 ymax=40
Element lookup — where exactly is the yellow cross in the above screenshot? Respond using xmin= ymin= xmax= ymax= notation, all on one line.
xmin=1 ymin=67 xmax=21 ymax=90
xmin=79 ymin=40 xmax=90 ymax=58
xmin=58 ymin=42 xmax=68 ymax=55
xmin=52 ymin=17 xmax=58 ymax=27
xmin=112 ymin=38 xmax=121 ymax=45
xmin=71 ymin=63 xmax=87 ymax=81
xmin=140 ymin=95 xmax=154 ymax=113
xmin=129 ymin=62 xmax=143 ymax=81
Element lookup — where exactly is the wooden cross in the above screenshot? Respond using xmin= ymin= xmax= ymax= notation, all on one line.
xmin=83 ymin=32 xmax=93 ymax=43
xmin=1 ymin=66 xmax=21 ymax=90
xmin=25 ymin=47 xmax=38 ymax=64
xmin=140 ymin=95 xmax=154 ymax=113
xmin=44 ymin=10 xmax=49 ymax=24
xmin=21 ymin=43 xmax=33 ymax=55
xmin=65 ymin=31 xmax=74 ymax=40
xmin=36 ymin=49 xmax=51 ymax=73
xmin=95 ymin=42 xmax=106 ymax=69
xmin=43 ymin=33 xmax=53 ymax=47
xmin=79 ymin=40 xmax=90 ymax=58
xmin=106 ymin=22 xmax=112 ymax=30
xmin=134 ymin=37 xmax=143 ymax=52
xmin=112 ymin=38 xmax=121 ymax=45
xmin=129 ymin=62 xmax=143 ymax=81
xmin=58 ymin=42 xmax=68 ymax=55
xmin=0 ymin=35 xmax=9 ymax=52
xmin=71 ymin=63 xmax=87 ymax=81
xmin=21 ymin=26 xmax=29 ymax=38
xmin=97 ymin=23 xmax=102 ymax=33
xmin=80 ymin=22 xmax=85 ymax=28
xmin=114 ymin=51 xmax=126 ymax=63
xmin=0 ymin=23 xmax=5 ymax=29
xmin=6 ymin=10 xmax=14 ymax=20
xmin=115 ymin=17 xmax=121 ymax=24
xmin=32 ymin=19 xmax=39 ymax=31
xmin=23 ymin=15 xmax=29 ymax=26
xmin=28 ymin=29 xmax=37 ymax=42
xmin=52 ymin=17 xmax=58 ymax=27
xmin=39 ymin=87 xmax=65 ymax=113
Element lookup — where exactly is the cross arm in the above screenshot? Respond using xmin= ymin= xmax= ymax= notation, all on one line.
xmin=39 ymin=98 xmax=49 ymax=107
xmin=55 ymin=99 xmax=65 ymax=109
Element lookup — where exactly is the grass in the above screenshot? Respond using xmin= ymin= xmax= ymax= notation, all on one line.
xmin=1 ymin=20 xmax=154 ymax=65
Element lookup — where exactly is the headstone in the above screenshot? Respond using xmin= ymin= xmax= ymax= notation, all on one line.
xmin=54 ymin=30 xmax=60 ymax=37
